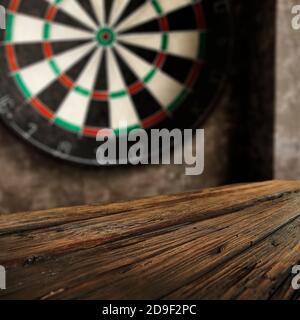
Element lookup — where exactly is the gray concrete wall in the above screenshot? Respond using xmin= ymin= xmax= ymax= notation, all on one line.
xmin=275 ymin=0 xmax=300 ymax=179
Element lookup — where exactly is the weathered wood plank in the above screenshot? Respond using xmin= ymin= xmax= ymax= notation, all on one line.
xmin=0 ymin=181 xmax=299 ymax=266
xmin=166 ymin=215 xmax=300 ymax=300
xmin=1 ymin=181 xmax=300 ymax=300
xmin=0 ymin=181 xmax=296 ymax=235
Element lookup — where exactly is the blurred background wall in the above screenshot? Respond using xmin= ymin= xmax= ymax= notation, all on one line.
xmin=0 ymin=0 xmax=278 ymax=214
xmin=275 ymin=0 xmax=300 ymax=179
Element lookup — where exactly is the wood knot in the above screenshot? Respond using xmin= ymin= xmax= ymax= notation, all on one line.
xmin=23 ymin=255 xmax=45 ymax=267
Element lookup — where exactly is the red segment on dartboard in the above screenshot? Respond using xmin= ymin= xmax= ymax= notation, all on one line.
xmin=45 ymin=6 xmax=58 ymax=21
xmin=30 ymin=98 xmax=54 ymax=120
xmin=58 ymin=74 xmax=74 ymax=89
xmin=142 ymin=111 xmax=169 ymax=129
xmin=5 ymin=45 xmax=19 ymax=71
xmin=194 ymin=3 xmax=207 ymax=29
xmin=8 ymin=0 xmax=20 ymax=12
xmin=43 ymin=42 xmax=53 ymax=58
xmin=128 ymin=81 xmax=144 ymax=95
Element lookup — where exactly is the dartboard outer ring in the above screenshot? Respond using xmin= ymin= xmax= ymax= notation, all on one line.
xmin=0 ymin=0 xmax=233 ymax=165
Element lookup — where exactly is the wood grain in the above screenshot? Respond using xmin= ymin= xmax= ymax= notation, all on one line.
xmin=1 ymin=181 xmax=300 ymax=300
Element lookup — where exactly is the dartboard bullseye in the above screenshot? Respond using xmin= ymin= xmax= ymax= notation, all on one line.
xmin=0 ymin=0 xmax=232 ymax=165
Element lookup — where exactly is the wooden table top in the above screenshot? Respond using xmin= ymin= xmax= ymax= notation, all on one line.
xmin=1 ymin=180 xmax=300 ymax=300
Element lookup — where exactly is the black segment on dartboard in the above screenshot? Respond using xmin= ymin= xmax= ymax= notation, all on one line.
xmin=50 ymin=40 xmax=91 ymax=56
xmin=85 ymin=51 xmax=109 ymax=128
xmin=167 ymin=6 xmax=198 ymax=30
xmin=53 ymin=5 xmax=94 ymax=32
xmin=113 ymin=47 xmax=139 ymax=86
xmin=85 ymin=100 xmax=109 ymax=129
xmin=94 ymin=50 xmax=108 ymax=91
xmin=162 ymin=55 xmax=195 ymax=84
xmin=14 ymin=43 xmax=44 ymax=68
xmin=118 ymin=42 xmax=157 ymax=64
xmin=104 ymin=0 xmax=114 ymax=26
xmin=65 ymin=49 xmax=96 ymax=81
xmin=112 ymin=0 xmax=146 ymax=28
xmin=132 ymin=89 xmax=163 ymax=120
xmin=77 ymin=0 xmax=99 ymax=26
xmin=38 ymin=80 xmax=68 ymax=114
xmin=120 ymin=19 xmax=161 ymax=35
xmin=18 ymin=0 xmax=48 ymax=19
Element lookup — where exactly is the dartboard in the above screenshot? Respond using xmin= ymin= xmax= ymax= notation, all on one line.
xmin=0 ymin=0 xmax=231 ymax=165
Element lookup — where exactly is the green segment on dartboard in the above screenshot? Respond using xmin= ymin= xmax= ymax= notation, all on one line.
xmin=96 ymin=27 xmax=116 ymax=47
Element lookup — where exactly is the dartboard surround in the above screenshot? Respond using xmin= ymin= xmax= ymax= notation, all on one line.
xmin=0 ymin=0 xmax=231 ymax=165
